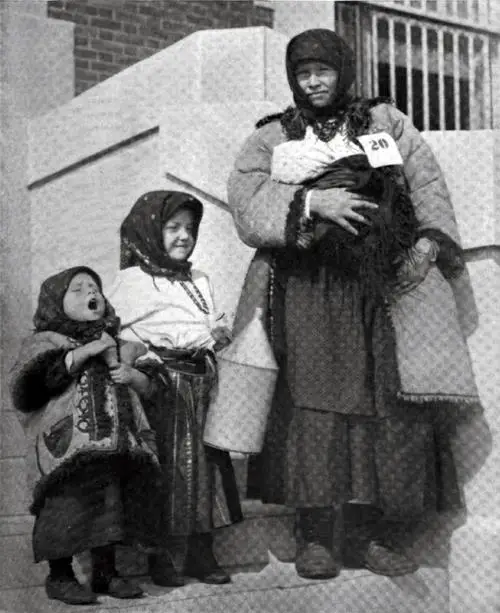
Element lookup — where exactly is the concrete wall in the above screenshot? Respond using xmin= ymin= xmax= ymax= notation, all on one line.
xmin=0 ymin=0 xmax=75 ymax=591
xmin=47 ymin=0 xmax=273 ymax=95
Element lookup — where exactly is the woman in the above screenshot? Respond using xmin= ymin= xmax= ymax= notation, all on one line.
xmin=227 ymin=29 xmax=479 ymax=579
xmin=107 ymin=191 xmax=242 ymax=587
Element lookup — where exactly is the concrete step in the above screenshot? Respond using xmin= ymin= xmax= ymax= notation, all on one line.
xmin=0 ymin=560 xmax=449 ymax=613
xmin=112 ymin=499 xmax=295 ymax=578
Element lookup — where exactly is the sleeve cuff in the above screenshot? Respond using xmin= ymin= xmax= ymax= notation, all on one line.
xmin=304 ymin=189 xmax=313 ymax=218
xmin=285 ymin=187 xmax=315 ymax=249
xmin=417 ymin=228 xmax=464 ymax=278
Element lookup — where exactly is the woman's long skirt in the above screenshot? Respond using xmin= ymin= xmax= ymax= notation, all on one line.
xmin=248 ymin=267 xmax=463 ymax=520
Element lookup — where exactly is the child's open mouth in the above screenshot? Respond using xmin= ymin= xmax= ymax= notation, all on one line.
xmin=88 ymin=298 xmax=98 ymax=311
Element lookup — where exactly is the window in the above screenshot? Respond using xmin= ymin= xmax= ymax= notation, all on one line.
xmin=336 ymin=0 xmax=499 ymax=130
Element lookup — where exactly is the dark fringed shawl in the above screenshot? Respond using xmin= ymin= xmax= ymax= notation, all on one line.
xmin=256 ymin=97 xmax=394 ymax=142
xmin=290 ymin=155 xmax=419 ymax=301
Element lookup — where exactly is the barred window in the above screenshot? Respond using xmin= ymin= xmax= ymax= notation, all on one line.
xmin=336 ymin=0 xmax=499 ymax=130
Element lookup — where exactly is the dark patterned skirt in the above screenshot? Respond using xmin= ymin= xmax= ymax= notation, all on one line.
xmin=143 ymin=350 xmax=242 ymax=542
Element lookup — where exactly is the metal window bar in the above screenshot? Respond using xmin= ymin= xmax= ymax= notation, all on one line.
xmin=388 ymin=17 xmax=397 ymax=100
xmin=372 ymin=12 xmax=380 ymax=96
xmin=406 ymin=22 xmax=414 ymax=122
xmin=336 ymin=2 xmax=496 ymax=130
xmin=482 ymin=35 xmax=492 ymax=127
xmin=422 ymin=26 xmax=430 ymax=130
xmin=438 ymin=29 xmax=445 ymax=129
xmin=453 ymin=32 xmax=461 ymax=129
xmin=364 ymin=0 xmax=492 ymax=27
xmin=468 ymin=34 xmax=476 ymax=128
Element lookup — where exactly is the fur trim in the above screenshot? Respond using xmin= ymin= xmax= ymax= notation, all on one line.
xmin=30 ymin=448 xmax=160 ymax=516
xmin=11 ymin=348 xmax=71 ymax=414
xmin=285 ymin=187 xmax=315 ymax=248
xmin=256 ymin=111 xmax=285 ymax=129
xmin=255 ymin=98 xmax=394 ymax=141
xmin=397 ymin=391 xmax=480 ymax=405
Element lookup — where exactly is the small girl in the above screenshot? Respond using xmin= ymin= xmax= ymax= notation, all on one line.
xmin=107 ymin=190 xmax=243 ymax=587
xmin=10 ymin=266 xmax=160 ymax=605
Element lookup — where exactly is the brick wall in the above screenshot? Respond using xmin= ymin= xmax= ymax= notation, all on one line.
xmin=47 ymin=0 xmax=274 ymax=96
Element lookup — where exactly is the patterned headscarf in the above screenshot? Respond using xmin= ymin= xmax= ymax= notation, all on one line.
xmin=120 ymin=191 xmax=204 ymax=281
xmin=33 ymin=266 xmax=120 ymax=342
xmin=286 ymin=28 xmax=356 ymax=118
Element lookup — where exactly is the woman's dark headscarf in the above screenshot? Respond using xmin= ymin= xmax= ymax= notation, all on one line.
xmin=286 ymin=28 xmax=356 ymax=117
xmin=120 ymin=190 xmax=204 ymax=281
xmin=33 ymin=266 xmax=119 ymax=343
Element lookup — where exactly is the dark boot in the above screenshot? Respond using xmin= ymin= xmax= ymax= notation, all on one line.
xmin=91 ymin=546 xmax=144 ymax=599
xmin=363 ymin=520 xmax=419 ymax=576
xmin=295 ymin=507 xmax=340 ymax=580
xmin=149 ymin=551 xmax=185 ymax=587
xmin=185 ymin=533 xmax=231 ymax=584
xmin=46 ymin=557 xmax=97 ymax=605
xmin=342 ymin=504 xmax=383 ymax=568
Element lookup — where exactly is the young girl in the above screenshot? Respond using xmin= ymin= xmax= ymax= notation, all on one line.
xmin=107 ymin=190 xmax=242 ymax=587
xmin=10 ymin=266 xmax=160 ymax=604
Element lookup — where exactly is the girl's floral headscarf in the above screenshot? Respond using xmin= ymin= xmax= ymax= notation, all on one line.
xmin=120 ymin=191 xmax=204 ymax=281
xmin=34 ymin=266 xmax=120 ymax=343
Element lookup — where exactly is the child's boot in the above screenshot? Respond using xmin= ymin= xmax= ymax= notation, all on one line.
xmin=45 ymin=557 xmax=97 ymax=605
xmin=185 ymin=533 xmax=230 ymax=584
xmin=91 ymin=546 xmax=144 ymax=599
xmin=148 ymin=550 xmax=185 ymax=587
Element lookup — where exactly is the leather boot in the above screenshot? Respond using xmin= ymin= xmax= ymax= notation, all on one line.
xmin=91 ymin=546 xmax=144 ymax=599
xmin=295 ymin=507 xmax=340 ymax=580
xmin=363 ymin=520 xmax=419 ymax=576
xmin=46 ymin=558 xmax=97 ymax=605
xmin=185 ymin=533 xmax=231 ymax=584
xmin=148 ymin=551 xmax=185 ymax=587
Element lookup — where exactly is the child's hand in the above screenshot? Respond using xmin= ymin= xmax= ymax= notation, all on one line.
xmin=109 ymin=363 xmax=135 ymax=385
xmin=211 ymin=326 xmax=233 ymax=352
xmin=96 ymin=331 xmax=117 ymax=353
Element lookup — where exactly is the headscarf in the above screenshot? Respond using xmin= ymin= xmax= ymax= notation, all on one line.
xmin=33 ymin=266 xmax=120 ymax=343
xmin=286 ymin=29 xmax=356 ymax=118
xmin=120 ymin=191 xmax=204 ymax=281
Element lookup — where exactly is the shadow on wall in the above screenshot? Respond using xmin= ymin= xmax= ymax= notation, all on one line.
xmin=405 ymin=249 xmax=493 ymax=570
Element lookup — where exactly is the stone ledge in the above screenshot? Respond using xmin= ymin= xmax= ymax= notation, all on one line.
xmin=0 ymin=515 xmax=33 ymax=538
xmin=449 ymin=517 xmax=500 ymax=613
xmin=0 ymin=565 xmax=449 ymax=613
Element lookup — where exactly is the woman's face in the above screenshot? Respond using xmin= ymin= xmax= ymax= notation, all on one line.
xmin=295 ymin=61 xmax=339 ymax=108
xmin=62 ymin=272 xmax=105 ymax=321
xmin=162 ymin=208 xmax=196 ymax=261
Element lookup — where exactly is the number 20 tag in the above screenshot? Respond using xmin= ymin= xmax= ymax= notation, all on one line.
xmin=357 ymin=132 xmax=403 ymax=168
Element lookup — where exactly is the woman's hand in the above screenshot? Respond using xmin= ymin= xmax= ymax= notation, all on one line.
xmin=308 ymin=187 xmax=378 ymax=235
xmin=391 ymin=238 xmax=439 ymax=299
xmin=211 ymin=326 xmax=233 ymax=352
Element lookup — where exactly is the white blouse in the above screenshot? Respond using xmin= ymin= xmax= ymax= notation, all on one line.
xmin=107 ymin=266 xmax=220 ymax=351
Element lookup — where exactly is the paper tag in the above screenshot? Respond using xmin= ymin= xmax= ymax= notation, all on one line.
xmin=358 ymin=132 xmax=403 ymax=167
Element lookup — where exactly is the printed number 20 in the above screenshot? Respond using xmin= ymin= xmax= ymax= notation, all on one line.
xmin=370 ymin=138 xmax=389 ymax=150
